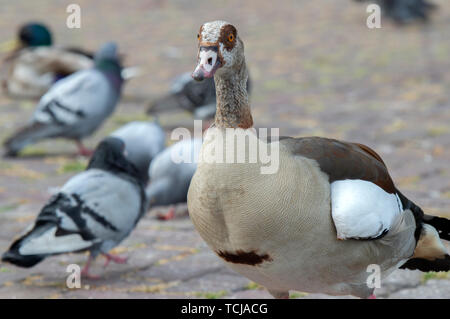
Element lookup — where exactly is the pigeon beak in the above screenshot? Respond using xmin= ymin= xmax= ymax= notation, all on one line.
xmin=192 ymin=46 xmax=221 ymax=82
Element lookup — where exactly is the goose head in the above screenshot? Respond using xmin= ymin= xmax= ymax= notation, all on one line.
xmin=192 ymin=21 xmax=244 ymax=81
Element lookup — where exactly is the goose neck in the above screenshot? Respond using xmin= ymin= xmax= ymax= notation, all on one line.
xmin=214 ymin=61 xmax=253 ymax=129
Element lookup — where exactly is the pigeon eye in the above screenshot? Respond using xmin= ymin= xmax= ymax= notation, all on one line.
xmin=228 ymin=34 xmax=234 ymax=42
xmin=197 ymin=34 xmax=200 ymax=40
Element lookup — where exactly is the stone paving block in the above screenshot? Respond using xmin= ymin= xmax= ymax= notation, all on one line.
xmin=375 ymin=270 xmax=424 ymax=297
xmin=166 ymin=269 xmax=252 ymax=297
xmin=387 ymin=279 xmax=450 ymax=299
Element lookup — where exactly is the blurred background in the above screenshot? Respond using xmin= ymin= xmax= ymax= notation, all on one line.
xmin=0 ymin=0 xmax=448 ymax=298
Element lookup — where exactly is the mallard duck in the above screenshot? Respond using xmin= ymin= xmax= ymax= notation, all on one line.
xmin=1 ymin=137 xmax=147 ymax=279
xmin=0 ymin=22 xmax=94 ymax=99
xmin=187 ymin=21 xmax=449 ymax=299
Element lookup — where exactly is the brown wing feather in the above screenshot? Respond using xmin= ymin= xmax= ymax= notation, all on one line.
xmin=280 ymin=137 xmax=396 ymax=194
xmin=352 ymin=142 xmax=387 ymax=167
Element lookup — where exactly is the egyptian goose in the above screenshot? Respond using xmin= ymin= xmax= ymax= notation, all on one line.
xmin=147 ymin=71 xmax=251 ymax=120
xmin=0 ymin=22 xmax=93 ymax=99
xmin=3 ymin=42 xmax=123 ymax=157
xmin=1 ymin=137 xmax=147 ymax=278
xmin=187 ymin=20 xmax=449 ymax=298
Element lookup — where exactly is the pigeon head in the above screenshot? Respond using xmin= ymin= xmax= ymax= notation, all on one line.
xmin=88 ymin=137 xmax=145 ymax=185
xmin=94 ymin=42 xmax=122 ymax=67
xmin=94 ymin=42 xmax=124 ymax=87
xmin=192 ymin=21 xmax=244 ymax=81
xmin=89 ymin=137 xmax=126 ymax=166
xmin=18 ymin=22 xmax=52 ymax=47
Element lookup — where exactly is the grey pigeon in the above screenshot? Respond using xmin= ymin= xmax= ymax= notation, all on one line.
xmin=110 ymin=120 xmax=166 ymax=183
xmin=146 ymin=138 xmax=202 ymax=220
xmin=1 ymin=137 xmax=146 ymax=278
xmin=3 ymin=42 xmax=124 ymax=157
xmin=355 ymin=0 xmax=436 ymax=23
xmin=147 ymin=72 xmax=251 ymax=120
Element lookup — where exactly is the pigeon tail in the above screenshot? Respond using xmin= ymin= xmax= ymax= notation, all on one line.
xmin=1 ymin=223 xmax=52 ymax=267
xmin=3 ymin=122 xmax=59 ymax=157
xmin=1 ymin=250 xmax=45 ymax=268
xmin=2 ymin=221 xmax=95 ymax=268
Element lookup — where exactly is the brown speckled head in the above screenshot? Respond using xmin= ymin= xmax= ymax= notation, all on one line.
xmin=193 ymin=21 xmax=252 ymax=129
xmin=192 ymin=21 xmax=243 ymax=81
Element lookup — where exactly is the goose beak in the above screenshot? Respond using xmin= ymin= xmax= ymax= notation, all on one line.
xmin=192 ymin=46 xmax=221 ymax=81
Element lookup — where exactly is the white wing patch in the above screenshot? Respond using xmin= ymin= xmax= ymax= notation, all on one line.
xmin=331 ymin=179 xmax=403 ymax=240
xmin=19 ymin=227 xmax=95 ymax=255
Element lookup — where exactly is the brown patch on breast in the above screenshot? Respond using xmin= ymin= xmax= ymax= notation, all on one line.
xmin=216 ymin=249 xmax=273 ymax=265
xmin=218 ymin=24 xmax=237 ymax=51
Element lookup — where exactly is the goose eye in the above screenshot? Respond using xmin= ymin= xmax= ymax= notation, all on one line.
xmin=228 ymin=34 xmax=234 ymax=42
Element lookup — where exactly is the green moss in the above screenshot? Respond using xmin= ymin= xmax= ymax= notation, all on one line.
xmin=427 ymin=126 xmax=449 ymax=137
xmin=58 ymin=159 xmax=87 ymax=174
xmin=0 ymin=203 xmax=20 ymax=213
xmin=422 ymin=271 xmax=449 ymax=283
xmin=20 ymin=146 xmax=48 ymax=157
xmin=111 ymin=113 xmax=150 ymax=126
xmin=289 ymin=291 xmax=308 ymax=299
xmin=245 ymin=281 xmax=262 ymax=290
xmin=195 ymin=290 xmax=228 ymax=299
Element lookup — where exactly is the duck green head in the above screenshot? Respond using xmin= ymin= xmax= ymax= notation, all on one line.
xmin=18 ymin=22 xmax=52 ymax=47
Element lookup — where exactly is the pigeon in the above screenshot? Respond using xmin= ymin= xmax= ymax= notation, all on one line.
xmin=110 ymin=120 xmax=166 ymax=183
xmin=1 ymin=137 xmax=147 ymax=278
xmin=3 ymin=42 xmax=124 ymax=157
xmin=355 ymin=0 xmax=436 ymax=23
xmin=146 ymin=138 xmax=202 ymax=220
xmin=147 ymin=72 xmax=251 ymax=120
xmin=0 ymin=22 xmax=94 ymax=99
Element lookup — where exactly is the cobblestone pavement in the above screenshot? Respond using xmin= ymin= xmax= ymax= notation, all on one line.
xmin=0 ymin=0 xmax=449 ymax=298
